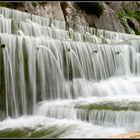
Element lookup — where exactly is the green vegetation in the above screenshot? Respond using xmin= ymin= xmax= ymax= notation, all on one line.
xmin=75 ymin=102 xmax=140 ymax=111
xmin=31 ymin=129 xmax=53 ymax=138
xmin=0 ymin=2 xmax=24 ymax=10
xmin=124 ymin=8 xmax=140 ymax=22
xmin=76 ymin=2 xmax=104 ymax=17
xmin=117 ymin=8 xmax=140 ymax=35
xmin=134 ymin=28 xmax=140 ymax=35
xmin=0 ymin=128 xmax=29 ymax=138
xmin=32 ymin=2 xmax=38 ymax=8
xmin=0 ymin=127 xmax=56 ymax=138
xmin=0 ymin=125 xmax=73 ymax=138
xmin=120 ymin=17 xmax=135 ymax=34
xmin=117 ymin=9 xmax=140 ymax=22
xmin=0 ymin=2 xmax=13 ymax=8
xmin=30 ymin=125 xmax=65 ymax=138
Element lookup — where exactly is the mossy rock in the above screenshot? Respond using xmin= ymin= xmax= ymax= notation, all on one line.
xmin=32 ymin=2 xmax=38 ymax=8
xmin=0 ymin=127 xmax=56 ymax=138
xmin=0 ymin=125 xmax=73 ymax=138
xmin=75 ymin=101 xmax=140 ymax=111
xmin=134 ymin=28 xmax=140 ymax=35
xmin=120 ymin=17 xmax=135 ymax=34
xmin=0 ymin=128 xmax=29 ymax=138
xmin=0 ymin=2 xmax=13 ymax=8
xmin=30 ymin=126 xmax=59 ymax=138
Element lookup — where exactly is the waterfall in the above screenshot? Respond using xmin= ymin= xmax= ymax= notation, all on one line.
xmin=0 ymin=7 xmax=140 ymax=138
xmin=3 ymin=47 xmax=18 ymax=118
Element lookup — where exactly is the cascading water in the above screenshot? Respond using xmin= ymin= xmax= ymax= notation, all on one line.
xmin=0 ymin=7 xmax=140 ymax=138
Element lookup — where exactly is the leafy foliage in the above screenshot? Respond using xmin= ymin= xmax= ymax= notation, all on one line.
xmin=0 ymin=2 xmax=13 ymax=8
xmin=118 ymin=8 xmax=140 ymax=22
xmin=117 ymin=8 xmax=140 ymax=35
xmin=32 ymin=2 xmax=38 ymax=8
xmin=134 ymin=28 xmax=140 ymax=35
xmin=124 ymin=8 xmax=140 ymax=22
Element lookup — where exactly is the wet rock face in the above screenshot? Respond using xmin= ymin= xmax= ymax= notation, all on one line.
xmin=6 ymin=2 xmax=65 ymax=21
xmin=60 ymin=2 xmax=89 ymax=26
xmin=32 ymin=2 xmax=65 ymax=20
xmin=61 ymin=2 xmax=125 ymax=32
xmin=108 ymin=2 xmax=140 ymax=13
xmin=85 ymin=7 xmax=126 ymax=32
xmin=121 ymin=17 xmax=136 ymax=34
xmin=106 ymin=2 xmax=124 ymax=13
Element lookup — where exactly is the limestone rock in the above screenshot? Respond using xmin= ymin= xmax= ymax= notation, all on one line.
xmin=32 ymin=2 xmax=65 ymax=20
xmin=61 ymin=2 xmax=89 ymax=26
xmin=106 ymin=2 xmax=124 ymax=13
xmin=61 ymin=2 xmax=125 ymax=32
xmin=85 ymin=6 xmax=125 ymax=32
xmin=8 ymin=2 xmax=65 ymax=21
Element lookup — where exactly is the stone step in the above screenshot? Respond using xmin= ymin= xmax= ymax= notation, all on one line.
xmin=75 ymin=98 xmax=140 ymax=111
xmin=0 ymin=32 xmax=129 ymax=48
xmin=0 ymin=7 xmax=140 ymax=41
xmin=1 ymin=32 xmax=140 ymax=79
xmin=0 ymin=6 xmax=65 ymax=30
xmin=117 ymin=38 xmax=140 ymax=53
xmin=34 ymin=96 xmax=140 ymax=129
xmin=0 ymin=116 xmax=126 ymax=138
xmin=0 ymin=16 xmax=125 ymax=44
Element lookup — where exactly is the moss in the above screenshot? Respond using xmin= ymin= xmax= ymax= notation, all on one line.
xmin=0 ymin=125 xmax=73 ymax=138
xmin=41 ymin=125 xmax=74 ymax=138
xmin=0 ymin=128 xmax=29 ymax=138
xmin=75 ymin=102 xmax=140 ymax=111
xmin=30 ymin=127 xmax=55 ymax=138
xmin=0 ymin=2 xmax=13 ymax=8
xmin=76 ymin=2 xmax=104 ymax=17
xmin=0 ymin=2 xmax=26 ymax=9
xmin=124 ymin=9 xmax=140 ymax=22
xmin=117 ymin=8 xmax=140 ymax=22
xmin=32 ymin=2 xmax=38 ymax=8
xmin=134 ymin=11 xmax=140 ymax=22
xmin=134 ymin=28 xmax=140 ymax=35
xmin=117 ymin=11 xmax=125 ymax=19
xmin=0 ymin=128 xmax=55 ymax=138
xmin=120 ymin=17 xmax=135 ymax=34
xmin=31 ymin=130 xmax=50 ymax=137
xmin=117 ymin=10 xmax=140 ymax=35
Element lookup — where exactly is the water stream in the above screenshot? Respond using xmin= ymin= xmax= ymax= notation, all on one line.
xmin=0 ymin=7 xmax=140 ymax=138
